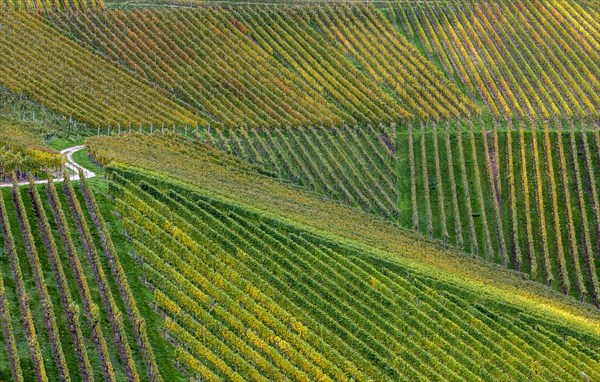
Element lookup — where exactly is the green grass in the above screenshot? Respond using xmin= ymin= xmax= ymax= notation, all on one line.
xmin=47 ymin=135 xmax=89 ymax=151
xmin=72 ymin=148 xmax=105 ymax=178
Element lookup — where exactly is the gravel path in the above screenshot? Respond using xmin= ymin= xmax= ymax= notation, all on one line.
xmin=0 ymin=146 xmax=95 ymax=187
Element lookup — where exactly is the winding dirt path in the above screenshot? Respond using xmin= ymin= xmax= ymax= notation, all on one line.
xmin=0 ymin=146 xmax=95 ymax=188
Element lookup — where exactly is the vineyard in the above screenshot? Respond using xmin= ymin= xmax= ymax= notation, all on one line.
xmin=208 ymin=119 xmax=600 ymax=305
xmin=210 ymin=124 xmax=400 ymax=218
xmin=88 ymin=133 xmax=598 ymax=308
xmin=48 ymin=6 xmax=475 ymax=127
xmin=106 ymin=163 xmax=600 ymax=381
xmin=402 ymin=120 xmax=600 ymax=303
xmin=0 ymin=118 xmax=65 ymax=178
xmin=0 ymin=0 xmax=599 ymax=380
xmin=1 ymin=1 xmax=595 ymax=127
xmin=1 ymin=0 xmax=103 ymax=12
xmin=0 ymin=12 xmax=200 ymax=129
xmin=398 ymin=0 xmax=599 ymax=118
xmin=0 ymin=175 xmax=164 ymax=381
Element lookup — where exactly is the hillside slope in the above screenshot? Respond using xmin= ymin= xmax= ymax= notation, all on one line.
xmin=0 ymin=118 xmax=65 ymax=178
xmin=87 ymin=133 xmax=600 ymax=330
xmin=396 ymin=0 xmax=599 ymax=118
xmin=0 ymin=12 xmax=201 ymax=129
xmin=0 ymin=1 xmax=599 ymax=380
xmin=48 ymin=5 xmax=475 ymax=127
xmin=98 ymin=144 xmax=600 ymax=380
xmin=0 ymin=176 xmax=164 ymax=382
xmin=210 ymin=119 xmax=600 ymax=306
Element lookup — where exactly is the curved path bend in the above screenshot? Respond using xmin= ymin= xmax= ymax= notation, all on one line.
xmin=0 ymin=146 xmax=95 ymax=188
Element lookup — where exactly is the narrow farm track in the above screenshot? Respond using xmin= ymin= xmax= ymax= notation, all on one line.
xmin=0 ymin=146 xmax=95 ymax=187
